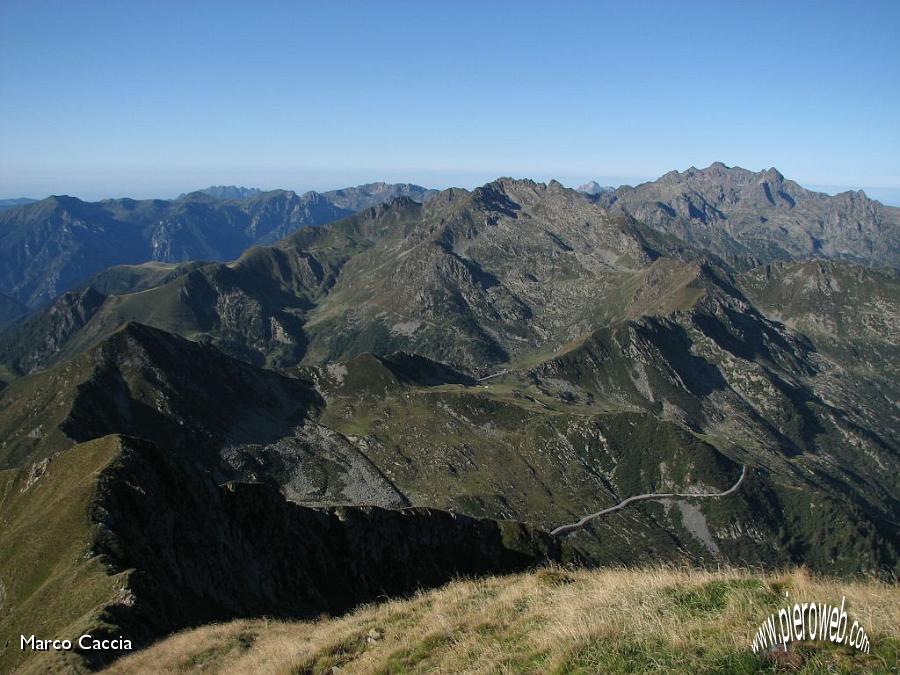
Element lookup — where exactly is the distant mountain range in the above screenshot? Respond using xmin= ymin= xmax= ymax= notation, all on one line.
xmin=595 ymin=162 xmax=900 ymax=268
xmin=576 ymin=180 xmax=613 ymax=195
xmin=178 ymin=185 xmax=264 ymax=200
xmin=0 ymin=182 xmax=437 ymax=310
xmin=0 ymin=197 xmax=37 ymax=211
xmin=3 ymin=162 xmax=895 ymax=318
xmin=1 ymin=169 xmax=898 ymax=670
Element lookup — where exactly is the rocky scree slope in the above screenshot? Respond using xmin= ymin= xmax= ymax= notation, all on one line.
xmin=0 ymin=322 xmax=401 ymax=508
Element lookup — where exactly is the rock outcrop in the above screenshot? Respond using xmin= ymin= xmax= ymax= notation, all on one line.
xmin=91 ymin=437 xmax=558 ymax=668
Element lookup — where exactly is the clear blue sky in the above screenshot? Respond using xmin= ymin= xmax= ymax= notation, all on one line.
xmin=2 ymin=0 xmax=899 ymax=203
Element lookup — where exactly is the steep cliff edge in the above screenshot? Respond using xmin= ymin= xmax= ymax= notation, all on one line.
xmin=1 ymin=435 xmax=558 ymax=672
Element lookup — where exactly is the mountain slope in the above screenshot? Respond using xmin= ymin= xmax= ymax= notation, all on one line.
xmin=322 ymin=182 xmax=438 ymax=211
xmin=0 ymin=322 xmax=314 ymax=465
xmin=0 ymin=183 xmax=435 ymax=308
xmin=0 ymin=299 xmax=897 ymax=671
xmin=0 ymin=197 xmax=37 ymax=211
xmin=3 ymin=311 xmax=894 ymax=575
xmin=180 ymin=185 xmax=263 ymax=200
xmin=0 ymin=196 xmax=151 ymax=308
xmin=1 ymin=179 xmax=701 ymax=374
xmin=739 ymin=260 xmax=899 ymax=376
xmin=0 ymin=179 xmax=896 ymax=578
xmin=105 ymin=568 xmax=900 ymax=675
xmin=0 ymin=292 xmax=27 ymax=330
xmin=298 ymin=180 xmax=694 ymax=370
xmin=597 ymin=162 xmax=900 ymax=268
xmin=0 ymin=434 xmax=556 ymax=673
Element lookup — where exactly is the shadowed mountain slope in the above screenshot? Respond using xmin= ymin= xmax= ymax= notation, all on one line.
xmin=0 ymin=434 xmax=556 ymax=673
xmin=0 ymin=322 xmax=321 ymax=470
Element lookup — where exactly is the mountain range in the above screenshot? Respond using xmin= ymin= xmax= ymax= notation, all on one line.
xmin=595 ymin=162 xmax=900 ymax=268
xmin=3 ymin=164 xmax=897 ymax=321
xmin=178 ymin=185 xmax=264 ymax=200
xmin=0 ymin=182 xmax=437 ymax=311
xmin=0 ymin=165 xmax=897 ymax=671
xmin=0 ymin=198 xmax=37 ymax=212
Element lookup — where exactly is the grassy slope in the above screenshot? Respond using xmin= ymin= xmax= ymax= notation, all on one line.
xmin=0 ymin=436 xmax=126 ymax=674
xmin=105 ymin=567 xmax=899 ymax=675
xmin=315 ymin=364 xmax=741 ymax=534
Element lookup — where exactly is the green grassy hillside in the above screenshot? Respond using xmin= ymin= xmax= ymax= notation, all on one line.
xmin=105 ymin=567 xmax=900 ymax=674
xmin=0 ymin=436 xmax=126 ymax=674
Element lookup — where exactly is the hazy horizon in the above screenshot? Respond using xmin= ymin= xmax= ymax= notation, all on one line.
xmin=3 ymin=168 xmax=899 ymax=207
xmin=2 ymin=1 xmax=898 ymax=205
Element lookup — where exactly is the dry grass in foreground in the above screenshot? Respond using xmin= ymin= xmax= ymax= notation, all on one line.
xmin=105 ymin=567 xmax=899 ymax=674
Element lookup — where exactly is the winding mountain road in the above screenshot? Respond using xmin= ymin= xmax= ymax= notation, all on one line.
xmin=550 ymin=465 xmax=748 ymax=537
xmin=476 ymin=369 xmax=509 ymax=382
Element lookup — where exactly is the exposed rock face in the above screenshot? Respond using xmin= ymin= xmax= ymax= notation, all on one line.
xmin=222 ymin=422 xmax=409 ymax=508
xmin=596 ymin=162 xmax=900 ymax=268
xmin=85 ymin=436 xmax=558 ymax=668
xmin=0 ymin=286 xmax=107 ymax=374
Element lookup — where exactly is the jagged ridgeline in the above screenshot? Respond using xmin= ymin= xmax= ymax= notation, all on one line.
xmin=594 ymin=162 xmax=900 ymax=268
xmin=0 ymin=182 xmax=438 ymax=310
xmin=0 ymin=173 xmax=898 ymax=671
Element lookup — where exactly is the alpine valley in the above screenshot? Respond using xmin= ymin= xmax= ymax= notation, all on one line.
xmin=0 ymin=164 xmax=897 ymax=672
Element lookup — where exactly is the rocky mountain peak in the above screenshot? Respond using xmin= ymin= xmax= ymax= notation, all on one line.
xmin=598 ymin=164 xmax=899 ymax=267
xmin=490 ymin=177 xmax=544 ymax=190
xmin=480 ymin=177 xmax=559 ymax=207
xmin=358 ymin=194 xmax=422 ymax=222
xmin=759 ymin=167 xmax=785 ymax=184
xmin=576 ymin=180 xmax=612 ymax=195
xmin=430 ymin=187 xmax=471 ymax=206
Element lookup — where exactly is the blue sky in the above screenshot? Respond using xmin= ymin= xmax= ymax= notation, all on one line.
xmin=1 ymin=0 xmax=899 ymax=203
